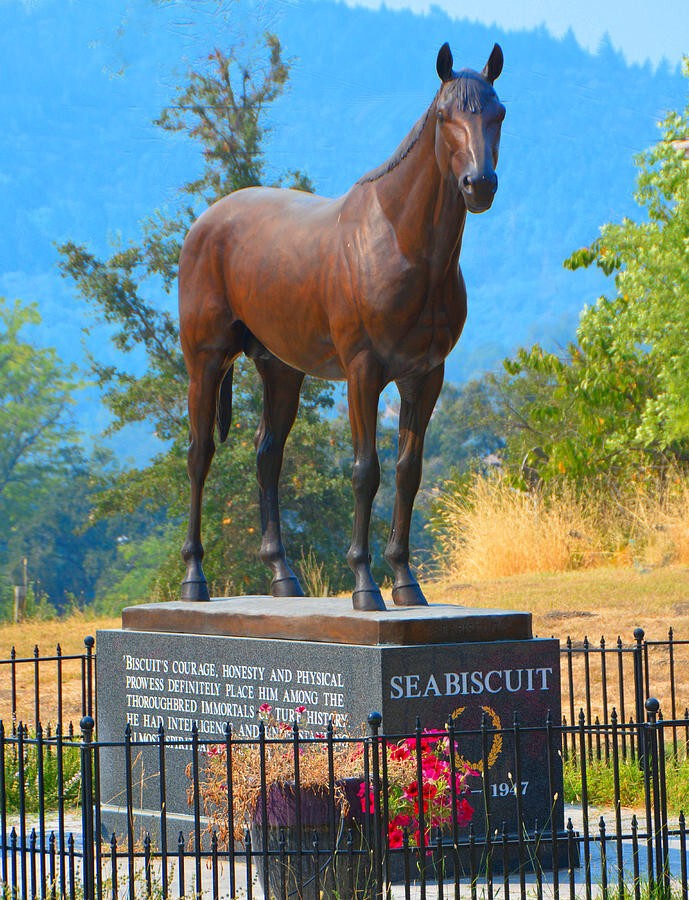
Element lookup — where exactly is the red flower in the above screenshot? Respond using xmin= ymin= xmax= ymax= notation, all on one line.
xmin=403 ymin=734 xmax=439 ymax=755
xmin=455 ymin=797 xmax=474 ymax=826
xmin=388 ymin=827 xmax=404 ymax=849
xmin=421 ymin=756 xmax=449 ymax=780
xmin=390 ymin=814 xmax=412 ymax=829
xmin=390 ymin=743 xmax=411 ymax=761
xmin=358 ymin=782 xmax=375 ymax=813
xmin=403 ymin=780 xmax=438 ymax=802
xmin=403 ymin=780 xmax=420 ymax=800
xmin=388 ymin=814 xmax=412 ymax=848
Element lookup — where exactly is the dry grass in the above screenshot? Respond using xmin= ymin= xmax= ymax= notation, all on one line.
xmin=431 ymin=472 xmax=689 ymax=582
xmin=0 ymin=609 xmax=120 ymax=657
xmin=422 ymin=565 xmax=689 ymax=640
xmin=298 ymin=547 xmax=332 ymax=597
xmin=431 ymin=476 xmax=597 ymax=579
xmin=0 ymin=610 xmax=120 ymax=730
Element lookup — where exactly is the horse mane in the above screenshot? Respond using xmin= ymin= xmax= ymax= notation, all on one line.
xmin=356 ymin=69 xmax=494 ymax=185
xmin=356 ymin=107 xmax=433 ymax=185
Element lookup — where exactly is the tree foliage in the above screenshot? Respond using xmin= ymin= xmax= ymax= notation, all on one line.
xmin=494 ymin=61 xmax=689 ymax=483
xmin=0 ymin=299 xmax=128 ymax=612
xmin=59 ymin=33 xmax=359 ymax=601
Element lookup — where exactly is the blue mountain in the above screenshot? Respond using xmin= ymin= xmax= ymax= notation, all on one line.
xmin=0 ymin=0 xmax=685 ymax=442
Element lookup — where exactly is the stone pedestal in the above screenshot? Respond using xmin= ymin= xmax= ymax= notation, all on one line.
xmin=96 ymin=597 xmax=563 ymax=849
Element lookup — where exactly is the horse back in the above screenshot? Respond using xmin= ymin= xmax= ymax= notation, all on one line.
xmin=179 ymin=186 xmax=359 ymax=379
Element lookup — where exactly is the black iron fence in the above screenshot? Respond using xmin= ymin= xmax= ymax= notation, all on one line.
xmin=561 ymin=627 xmax=689 ymax=740
xmin=0 ymin=627 xmax=688 ymax=899
xmin=3 ymin=627 xmax=687 ymax=737
xmin=0 ymin=637 xmax=95 ymax=735
xmin=1 ymin=704 xmax=687 ymax=899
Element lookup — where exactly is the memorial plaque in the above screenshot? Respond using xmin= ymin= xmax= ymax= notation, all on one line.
xmin=97 ymin=606 xmax=562 ymax=846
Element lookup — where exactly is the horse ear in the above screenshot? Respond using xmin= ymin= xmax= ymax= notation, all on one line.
xmin=436 ymin=42 xmax=455 ymax=82
xmin=481 ymin=43 xmax=503 ymax=84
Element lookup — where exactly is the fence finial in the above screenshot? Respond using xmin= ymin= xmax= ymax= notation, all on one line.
xmin=367 ymin=711 xmax=382 ymax=734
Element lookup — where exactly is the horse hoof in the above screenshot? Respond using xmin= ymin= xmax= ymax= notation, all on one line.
xmin=352 ymin=589 xmax=387 ymax=612
xmin=181 ymin=580 xmax=210 ymax=602
xmin=272 ymin=576 xmax=305 ymax=598
xmin=392 ymin=583 xmax=429 ymax=607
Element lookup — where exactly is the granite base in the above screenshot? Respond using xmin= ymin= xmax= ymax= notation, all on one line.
xmin=96 ymin=597 xmax=563 ymax=857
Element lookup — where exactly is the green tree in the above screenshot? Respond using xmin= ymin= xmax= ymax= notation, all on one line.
xmin=59 ymin=34 xmax=360 ymax=601
xmin=0 ymin=298 xmax=122 ymax=613
xmin=0 ymin=299 xmax=77 ymax=498
xmin=424 ymin=380 xmax=505 ymax=477
xmin=495 ymin=61 xmax=689 ymax=483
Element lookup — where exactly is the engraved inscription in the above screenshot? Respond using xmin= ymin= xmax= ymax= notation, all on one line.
xmin=121 ymin=652 xmax=351 ymax=742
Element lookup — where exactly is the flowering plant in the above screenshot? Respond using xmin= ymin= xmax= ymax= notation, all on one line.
xmin=193 ymin=707 xmax=477 ymax=850
xmin=360 ymin=731 xmax=477 ymax=849
xmin=193 ymin=704 xmax=364 ymax=843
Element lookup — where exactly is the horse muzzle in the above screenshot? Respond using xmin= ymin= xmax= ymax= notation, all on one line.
xmin=460 ymin=170 xmax=498 ymax=213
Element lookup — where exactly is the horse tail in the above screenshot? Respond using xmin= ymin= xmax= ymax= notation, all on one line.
xmin=216 ymin=365 xmax=234 ymax=443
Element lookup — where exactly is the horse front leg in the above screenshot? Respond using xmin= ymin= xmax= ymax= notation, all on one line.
xmin=385 ymin=364 xmax=445 ymax=606
xmin=181 ymin=351 xmax=227 ymax=601
xmin=254 ymin=355 xmax=306 ymax=597
xmin=346 ymin=354 xmax=387 ymax=611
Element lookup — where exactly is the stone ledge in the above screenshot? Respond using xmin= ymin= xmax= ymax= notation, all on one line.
xmin=122 ymin=597 xmax=532 ymax=646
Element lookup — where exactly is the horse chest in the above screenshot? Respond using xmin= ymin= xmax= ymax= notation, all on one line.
xmin=355 ymin=254 xmax=466 ymax=374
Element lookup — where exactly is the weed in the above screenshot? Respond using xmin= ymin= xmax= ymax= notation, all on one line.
xmin=2 ymin=729 xmax=81 ymax=813
xmin=298 ymin=546 xmax=332 ymax=597
xmin=563 ymin=751 xmax=689 ymax=814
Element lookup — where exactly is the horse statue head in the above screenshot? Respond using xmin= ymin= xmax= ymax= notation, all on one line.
xmin=434 ymin=42 xmax=505 ymax=213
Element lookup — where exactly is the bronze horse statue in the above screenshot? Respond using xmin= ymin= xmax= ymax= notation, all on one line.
xmin=178 ymin=42 xmax=505 ymax=611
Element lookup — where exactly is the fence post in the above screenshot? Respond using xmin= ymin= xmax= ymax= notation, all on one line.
xmin=191 ymin=723 xmax=202 ymax=897
xmin=84 ymin=636 xmax=95 ymax=720
xmin=645 ymin=698 xmax=670 ymax=897
xmin=0 ymin=720 xmax=6 ymax=887
xmin=632 ymin=628 xmax=646 ymax=768
xmin=80 ymin=715 xmax=96 ymax=900
xmin=367 ymin=711 xmax=384 ymax=900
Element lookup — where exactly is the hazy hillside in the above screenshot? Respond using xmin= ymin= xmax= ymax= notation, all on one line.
xmin=0 ymin=0 xmax=685 ymax=442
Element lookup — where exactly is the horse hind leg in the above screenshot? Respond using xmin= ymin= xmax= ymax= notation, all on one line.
xmin=253 ymin=353 xmax=306 ymax=597
xmin=181 ymin=343 xmax=237 ymax=601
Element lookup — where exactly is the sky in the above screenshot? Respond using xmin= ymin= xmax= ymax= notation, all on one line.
xmin=339 ymin=0 xmax=689 ymax=67
xmin=8 ymin=0 xmax=688 ymax=67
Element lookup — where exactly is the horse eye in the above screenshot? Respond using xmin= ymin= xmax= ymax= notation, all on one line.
xmin=437 ymin=109 xmax=445 ymax=123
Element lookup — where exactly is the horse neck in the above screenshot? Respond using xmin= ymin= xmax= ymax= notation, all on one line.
xmin=369 ymin=97 xmax=467 ymax=262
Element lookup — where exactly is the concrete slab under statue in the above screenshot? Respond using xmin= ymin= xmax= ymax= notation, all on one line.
xmin=96 ymin=597 xmax=566 ymax=864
